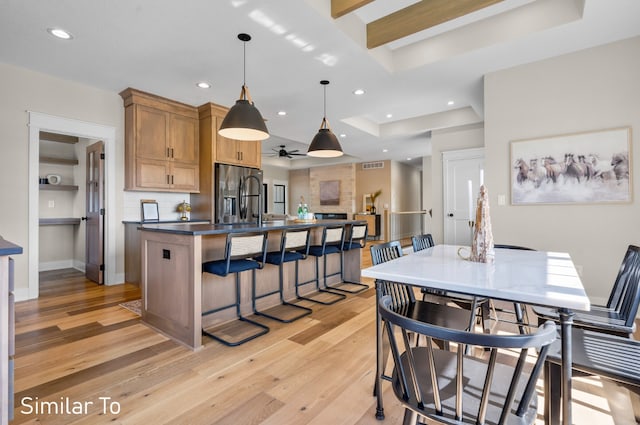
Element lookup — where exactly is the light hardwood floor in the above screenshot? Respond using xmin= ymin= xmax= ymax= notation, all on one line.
xmin=12 ymin=250 xmax=640 ymax=424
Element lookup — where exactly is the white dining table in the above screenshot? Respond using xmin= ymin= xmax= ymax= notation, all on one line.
xmin=361 ymin=244 xmax=590 ymax=425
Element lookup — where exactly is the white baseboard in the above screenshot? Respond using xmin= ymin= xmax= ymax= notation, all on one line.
xmin=39 ymin=260 xmax=74 ymax=271
xmin=73 ymin=260 xmax=86 ymax=272
xmin=14 ymin=287 xmax=30 ymax=302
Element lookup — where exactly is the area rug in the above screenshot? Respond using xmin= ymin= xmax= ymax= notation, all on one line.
xmin=119 ymin=299 xmax=141 ymax=316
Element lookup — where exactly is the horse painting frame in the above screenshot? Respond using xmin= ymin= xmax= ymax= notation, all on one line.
xmin=510 ymin=127 xmax=632 ymax=205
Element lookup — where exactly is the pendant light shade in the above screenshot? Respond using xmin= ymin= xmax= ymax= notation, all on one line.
xmin=307 ymin=80 xmax=343 ymax=158
xmin=218 ymin=33 xmax=269 ymax=141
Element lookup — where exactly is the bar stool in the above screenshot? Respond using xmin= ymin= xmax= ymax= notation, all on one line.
xmin=201 ymin=231 xmax=269 ymax=346
xmin=325 ymin=223 xmax=369 ymax=294
xmin=295 ymin=224 xmax=346 ymax=305
xmin=252 ymin=228 xmax=313 ymax=322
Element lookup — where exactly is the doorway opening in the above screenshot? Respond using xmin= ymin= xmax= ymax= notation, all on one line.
xmin=26 ymin=112 xmax=116 ymax=301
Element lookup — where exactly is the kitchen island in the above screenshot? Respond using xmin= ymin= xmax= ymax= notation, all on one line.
xmin=138 ymin=219 xmax=365 ymax=349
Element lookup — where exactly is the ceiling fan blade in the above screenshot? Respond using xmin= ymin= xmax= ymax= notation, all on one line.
xmin=289 ymin=149 xmax=300 ymax=153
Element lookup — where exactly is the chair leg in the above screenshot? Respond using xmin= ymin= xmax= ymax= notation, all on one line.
xmin=202 ymin=270 xmax=269 ymax=346
xmin=544 ymin=360 xmax=561 ymax=425
xmin=252 ymin=262 xmax=312 ymax=323
xmin=295 ymin=256 xmax=345 ymax=305
xmin=324 ymin=250 xmax=369 ymax=294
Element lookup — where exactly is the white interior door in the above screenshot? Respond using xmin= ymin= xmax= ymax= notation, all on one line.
xmin=443 ymin=148 xmax=484 ymax=246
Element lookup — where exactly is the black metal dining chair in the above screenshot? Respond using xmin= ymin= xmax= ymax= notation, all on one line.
xmin=379 ymin=294 xmax=557 ymax=425
xmin=533 ymin=244 xmax=640 ymax=338
xmin=411 ymin=233 xmax=434 ymax=252
xmin=370 ymin=241 xmax=472 ymax=419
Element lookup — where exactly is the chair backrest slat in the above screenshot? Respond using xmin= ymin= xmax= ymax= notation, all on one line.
xmin=324 ymin=226 xmax=344 ymax=245
xmin=606 ymin=245 xmax=640 ymax=328
xmin=228 ymin=233 xmax=267 ymax=259
xmin=412 ymin=234 xmax=435 ymax=252
xmin=284 ymin=228 xmax=310 ymax=251
xmin=370 ymin=241 xmax=415 ymax=307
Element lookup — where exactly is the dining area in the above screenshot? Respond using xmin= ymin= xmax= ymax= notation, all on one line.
xmin=361 ymin=236 xmax=640 ymax=425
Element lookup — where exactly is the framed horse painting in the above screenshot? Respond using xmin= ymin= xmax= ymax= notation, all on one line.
xmin=510 ymin=127 xmax=632 ymax=205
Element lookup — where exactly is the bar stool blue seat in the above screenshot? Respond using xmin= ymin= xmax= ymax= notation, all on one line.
xmin=324 ymin=223 xmax=369 ymax=294
xmin=201 ymin=231 xmax=269 ymax=346
xmin=252 ymin=228 xmax=313 ymax=322
xmin=295 ymin=224 xmax=346 ymax=305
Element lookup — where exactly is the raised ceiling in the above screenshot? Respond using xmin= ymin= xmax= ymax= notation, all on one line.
xmin=1 ymin=0 xmax=639 ymax=169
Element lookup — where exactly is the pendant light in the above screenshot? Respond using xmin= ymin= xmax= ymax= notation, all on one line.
xmin=218 ymin=33 xmax=269 ymax=141
xmin=307 ymin=80 xmax=344 ymax=158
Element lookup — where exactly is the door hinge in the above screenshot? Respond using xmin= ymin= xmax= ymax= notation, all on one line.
xmin=100 ymin=208 xmax=105 ymax=215
xmin=99 ymin=264 xmax=105 ymax=271
xmin=100 ymin=152 xmax=105 ymax=160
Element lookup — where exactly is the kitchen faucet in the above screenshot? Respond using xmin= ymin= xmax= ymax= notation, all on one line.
xmin=238 ymin=174 xmax=262 ymax=225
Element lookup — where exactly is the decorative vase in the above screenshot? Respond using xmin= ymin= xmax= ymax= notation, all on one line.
xmin=470 ymin=185 xmax=494 ymax=263
xmin=370 ymin=205 xmax=376 ymax=214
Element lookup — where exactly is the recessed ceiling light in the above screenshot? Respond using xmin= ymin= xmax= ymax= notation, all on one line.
xmin=277 ymin=111 xmax=287 ymax=116
xmin=386 ymin=114 xmax=393 ymax=119
xmin=353 ymin=89 xmax=365 ymax=95
xmin=339 ymin=134 xmax=346 ymax=138
xmin=196 ymin=82 xmax=211 ymax=89
xmin=407 ymin=157 xmax=412 ymax=161
xmin=447 ymin=100 xmax=455 ymax=106
xmin=382 ymin=149 xmax=388 ymax=153
xmin=47 ymin=27 xmax=73 ymax=40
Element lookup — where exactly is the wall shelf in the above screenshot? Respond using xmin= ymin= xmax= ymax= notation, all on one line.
xmin=40 ymin=156 xmax=78 ymax=166
xmin=39 ymin=184 xmax=78 ymax=191
xmin=39 ymin=218 xmax=82 ymax=226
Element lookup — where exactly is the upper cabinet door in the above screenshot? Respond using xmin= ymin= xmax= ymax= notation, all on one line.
xmin=136 ymin=105 xmax=169 ymax=161
xmin=170 ymin=114 xmax=198 ymax=163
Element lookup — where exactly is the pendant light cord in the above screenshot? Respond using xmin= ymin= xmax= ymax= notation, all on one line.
xmin=320 ymin=80 xmax=330 ymax=130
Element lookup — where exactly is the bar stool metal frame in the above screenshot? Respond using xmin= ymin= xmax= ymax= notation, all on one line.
xmin=295 ymin=224 xmax=346 ymax=305
xmin=201 ymin=231 xmax=270 ymax=346
xmin=252 ymin=228 xmax=313 ymax=322
xmin=325 ymin=223 xmax=369 ymax=294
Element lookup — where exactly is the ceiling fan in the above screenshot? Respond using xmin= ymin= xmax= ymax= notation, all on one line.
xmin=265 ymin=145 xmax=307 ymax=158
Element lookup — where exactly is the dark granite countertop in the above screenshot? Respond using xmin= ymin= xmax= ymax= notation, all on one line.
xmin=0 ymin=237 xmax=23 ymax=256
xmin=137 ymin=219 xmax=366 ymax=236
xmin=122 ymin=219 xmax=210 ymax=224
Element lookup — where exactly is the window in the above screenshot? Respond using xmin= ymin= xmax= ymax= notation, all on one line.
xmin=273 ymin=184 xmax=286 ymax=214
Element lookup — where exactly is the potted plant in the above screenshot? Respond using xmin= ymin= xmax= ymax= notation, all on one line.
xmin=369 ymin=189 xmax=381 ymax=214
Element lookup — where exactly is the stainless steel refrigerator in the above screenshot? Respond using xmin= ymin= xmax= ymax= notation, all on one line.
xmin=215 ymin=164 xmax=263 ymax=224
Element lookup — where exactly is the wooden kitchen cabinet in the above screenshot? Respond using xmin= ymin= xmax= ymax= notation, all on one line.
xmin=120 ymin=88 xmax=200 ymax=192
xmin=197 ymin=102 xmax=261 ymax=169
xmin=216 ymin=131 xmax=261 ymax=168
xmin=191 ymin=102 xmax=261 ymax=221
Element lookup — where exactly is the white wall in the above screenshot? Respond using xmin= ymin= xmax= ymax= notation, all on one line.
xmin=0 ymin=62 xmax=125 ymax=295
xmin=485 ymin=36 xmax=640 ymax=304
xmin=428 ymin=124 xmax=484 ymax=244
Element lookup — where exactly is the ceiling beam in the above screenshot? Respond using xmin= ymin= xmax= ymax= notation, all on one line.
xmin=366 ymin=0 xmax=504 ymax=49
xmin=331 ymin=0 xmax=375 ymax=19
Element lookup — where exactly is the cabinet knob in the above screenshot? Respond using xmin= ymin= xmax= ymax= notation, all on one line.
xmin=447 ymin=213 xmax=454 ymax=217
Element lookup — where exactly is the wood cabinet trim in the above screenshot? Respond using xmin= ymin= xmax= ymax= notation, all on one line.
xmin=120 ymin=88 xmax=198 ymax=119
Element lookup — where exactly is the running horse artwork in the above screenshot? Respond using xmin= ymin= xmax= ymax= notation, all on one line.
xmin=510 ymin=127 xmax=631 ymax=205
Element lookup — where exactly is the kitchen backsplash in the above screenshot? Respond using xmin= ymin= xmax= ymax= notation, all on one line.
xmin=123 ymin=192 xmax=191 ymax=222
